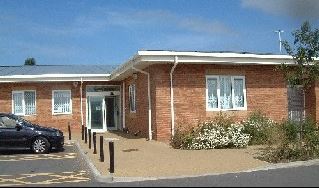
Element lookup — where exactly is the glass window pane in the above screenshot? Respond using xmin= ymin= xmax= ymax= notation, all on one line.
xmin=220 ymin=76 xmax=233 ymax=109
xmin=24 ymin=91 xmax=36 ymax=115
xmin=54 ymin=91 xmax=71 ymax=113
xmin=207 ymin=78 xmax=218 ymax=109
xmin=234 ymin=78 xmax=244 ymax=108
xmin=13 ymin=92 xmax=24 ymax=114
xmin=129 ymin=85 xmax=136 ymax=112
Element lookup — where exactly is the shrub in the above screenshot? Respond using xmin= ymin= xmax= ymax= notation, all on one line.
xmin=259 ymin=117 xmax=319 ymax=163
xmin=171 ymin=113 xmax=251 ymax=150
xmin=242 ymin=111 xmax=276 ymax=145
xmin=170 ymin=125 xmax=194 ymax=149
xmin=187 ymin=122 xmax=250 ymax=150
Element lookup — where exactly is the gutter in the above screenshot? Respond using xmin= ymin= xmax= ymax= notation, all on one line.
xmin=80 ymin=77 xmax=84 ymax=126
xmin=122 ymin=82 xmax=125 ymax=129
xmin=170 ymin=56 xmax=179 ymax=136
xmin=131 ymin=66 xmax=152 ymax=141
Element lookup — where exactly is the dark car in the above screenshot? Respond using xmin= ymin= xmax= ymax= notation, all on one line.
xmin=0 ymin=113 xmax=64 ymax=154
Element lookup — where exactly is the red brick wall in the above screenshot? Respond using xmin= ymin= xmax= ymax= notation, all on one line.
xmin=123 ymin=72 xmax=149 ymax=138
xmin=150 ymin=65 xmax=172 ymax=141
xmin=146 ymin=64 xmax=289 ymax=142
xmin=0 ymin=81 xmax=120 ymax=133
xmin=305 ymin=83 xmax=316 ymax=120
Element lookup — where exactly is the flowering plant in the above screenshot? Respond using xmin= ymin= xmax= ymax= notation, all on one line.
xmin=186 ymin=122 xmax=250 ymax=150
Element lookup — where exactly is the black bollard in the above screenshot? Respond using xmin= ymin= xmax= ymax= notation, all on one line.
xmin=93 ymin=132 xmax=97 ymax=154
xmin=81 ymin=125 xmax=84 ymax=140
xmin=109 ymin=141 xmax=114 ymax=173
xmin=88 ymin=129 xmax=92 ymax=149
xmin=68 ymin=122 xmax=71 ymax=140
xmin=84 ymin=127 xmax=87 ymax=144
xmin=100 ymin=136 xmax=104 ymax=162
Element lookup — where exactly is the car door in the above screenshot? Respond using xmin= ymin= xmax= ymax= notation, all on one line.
xmin=0 ymin=115 xmax=30 ymax=149
xmin=0 ymin=116 xmax=8 ymax=147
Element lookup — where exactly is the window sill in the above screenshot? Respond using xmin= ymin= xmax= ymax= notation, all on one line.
xmin=14 ymin=114 xmax=37 ymax=117
xmin=52 ymin=113 xmax=72 ymax=116
xmin=206 ymin=108 xmax=247 ymax=112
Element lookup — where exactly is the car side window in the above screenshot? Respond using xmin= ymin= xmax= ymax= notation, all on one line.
xmin=0 ymin=116 xmax=17 ymax=129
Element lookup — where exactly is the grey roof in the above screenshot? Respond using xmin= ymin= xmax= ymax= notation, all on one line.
xmin=0 ymin=65 xmax=118 ymax=76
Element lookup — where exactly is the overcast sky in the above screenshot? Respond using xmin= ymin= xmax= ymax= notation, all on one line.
xmin=1 ymin=0 xmax=319 ymax=66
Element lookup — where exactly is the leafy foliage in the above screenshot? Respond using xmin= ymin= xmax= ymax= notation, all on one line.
xmin=24 ymin=57 xmax=36 ymax=66
xmin=259 ymin=118 xmax=319 ymax=163
xmin=171 ymin=113 xmax=251 ymax=150
xmin=242 ymin=111 xmax=277 ymax=145
xmin=279 ymin=21 xmax=319 ymax=89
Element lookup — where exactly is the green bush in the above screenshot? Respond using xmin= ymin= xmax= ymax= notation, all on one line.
xmin=259 ymin=117 xmax=319 ymax=163
xmin=242 ymin=111 xmax=276 ymax=145
xmin=170 ymin=126 xmax=194 ymax=149
xmin=171 ymin=113 xmax=251 ymax=149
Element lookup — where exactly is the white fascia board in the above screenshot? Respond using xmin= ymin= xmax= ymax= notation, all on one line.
xmin=137 ymin=50 xmax=293 ymax=59
xmin=110 ymin=54 xmax=140 ymax=80
xmin=138 ymin=55 xmax=296 ymax=65
xmin=0 ymin=74 xmax=111 ymax=82
xmin=110 ymin=51 xmax=319 ymax=81
xmin=0 ymin=74 xmax=110 ymax=78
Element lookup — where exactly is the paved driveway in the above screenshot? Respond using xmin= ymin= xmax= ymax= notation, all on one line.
xmin=0 ymin=142 xmax=91 ymax=187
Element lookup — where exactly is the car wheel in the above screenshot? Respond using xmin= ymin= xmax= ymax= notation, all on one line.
xmin=32 ymin=137 xmax=50 ymax=154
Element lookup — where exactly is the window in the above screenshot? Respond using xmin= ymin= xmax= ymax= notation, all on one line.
xmin=52 ymin=90 xmax=72 ymax=114
xmin=206 ymin=76 xmax=246 ymax=111
xmin=129 ymin=84 xmax=136 ymax=112
xmin=0 ymin=116 xmax=17 ymax=129
xmin=12 ymin=91 xmax=36 ymax=115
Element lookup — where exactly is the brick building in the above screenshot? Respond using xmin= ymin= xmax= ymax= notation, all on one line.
xmin=1 ymin=51 xmax=317 ymax=142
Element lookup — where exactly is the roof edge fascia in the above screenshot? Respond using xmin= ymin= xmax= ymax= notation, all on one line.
xmin=109 ymin=51 xmax=300 ymax=81
xmin=0 ymin=74 xmax=111 ymax=82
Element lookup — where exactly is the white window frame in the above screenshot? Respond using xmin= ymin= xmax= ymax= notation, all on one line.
xmin=129 ymin=84 xmax=136 ymax=113
xmin=206 ymin=75 xmax=247 ymax=111
xmin=12 ymin=90 xmax=36 ymax=116
xmin=52 ymin=90 xmax=72 ymax=115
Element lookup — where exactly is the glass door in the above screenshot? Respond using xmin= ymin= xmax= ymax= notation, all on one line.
xmin=88 ymin=96 xmax=106 ymax=132
xmin=105 ymin=97 xmax=116 ymax=130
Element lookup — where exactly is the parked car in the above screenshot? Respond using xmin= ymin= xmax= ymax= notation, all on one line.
xmin=0 ymin=113 xmax=64 ymax=154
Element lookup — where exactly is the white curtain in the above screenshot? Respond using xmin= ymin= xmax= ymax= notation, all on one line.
xmin=220 ymin=77 xmax=232 ymax=109
xmin=234 ymin=78 xmax=244 ymax=108
xmin=207 ymin=78 xmax=218 ymax=108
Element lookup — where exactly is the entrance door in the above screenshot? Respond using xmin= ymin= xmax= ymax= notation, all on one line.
xmin=105 ymin=97 xmax=116 ymax=130
xmin=88 ymin=96 xmax=106 ymax=132
xmin=87 ymin=94 xmax=119 ymax=132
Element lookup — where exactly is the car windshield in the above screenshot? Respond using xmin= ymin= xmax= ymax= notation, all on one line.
xmin=10 ymin=114 xmax=33 ymax=125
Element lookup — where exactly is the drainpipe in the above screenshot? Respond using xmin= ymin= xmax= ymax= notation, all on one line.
xmin=80 ymin=77 xmax=84 ymax=126
xmin=170 ymin=56 xmax=179 ymax=136
xmin=122 ymin=82 xmax=126 ymax=129
xmin=132 ymin=67 xmax=152 ymax=140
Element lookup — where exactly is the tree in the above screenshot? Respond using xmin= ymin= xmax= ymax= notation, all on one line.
xmin=279 ymin=21 xmax=319 ymax=90
xmin=24 ymin=57 xmax=36 ymax=66
xmin=279 ymin=21 xmax=319 ymax=144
